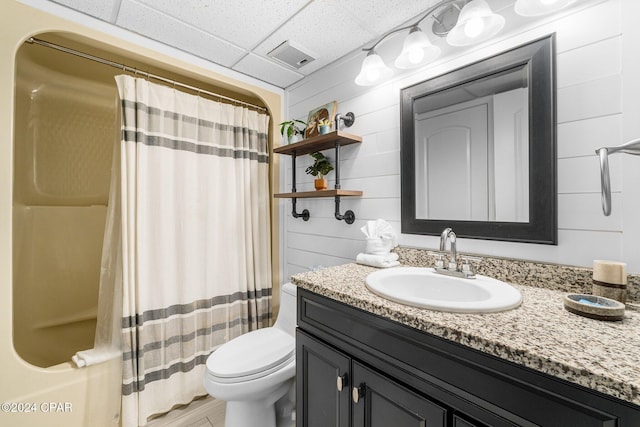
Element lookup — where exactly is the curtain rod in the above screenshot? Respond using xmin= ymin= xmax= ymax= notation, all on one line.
xmin=25 ymin=37 xmax=268 ymax=112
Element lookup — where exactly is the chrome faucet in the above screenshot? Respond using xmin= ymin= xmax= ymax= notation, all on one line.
xmin=439 ymin=228 xmax=457 ymax=270
xmin=433 ymin=228 xmax=478 ymax=279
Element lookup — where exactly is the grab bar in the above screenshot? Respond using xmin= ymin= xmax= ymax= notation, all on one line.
xmin=595 ymin=138 xmax=640 ymax=216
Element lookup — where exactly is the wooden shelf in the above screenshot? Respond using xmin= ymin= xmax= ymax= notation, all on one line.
xmin=274 ymin=189 xmax=363 ymax=199
xmin=273 ymin=122 xmax=362 ymax=224
xmin=274 ymin=130 xmax=362 ymax=156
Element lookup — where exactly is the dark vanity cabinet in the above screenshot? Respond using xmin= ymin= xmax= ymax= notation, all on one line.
xmin=296 ymin=288 xmax=640 ymax=427
xmin=297 ymin=330 xmax=350 ymax=427
xmin=298 ymin=330 xmax=447 ymax=427
xmin=351 ymin=361 xmax=447 ymax=427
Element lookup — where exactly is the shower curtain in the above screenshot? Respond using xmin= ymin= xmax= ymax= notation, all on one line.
xmin=114 ymin=75 xmax=272 ymax=426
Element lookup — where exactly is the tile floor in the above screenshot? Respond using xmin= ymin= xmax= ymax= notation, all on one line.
xmin=146 ymin=396 xmax=225 ymax=427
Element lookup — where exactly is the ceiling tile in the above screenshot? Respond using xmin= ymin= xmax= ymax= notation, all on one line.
xmin=233 ymin=53 xmax=304 ymax=88
xmin=133 ymin=0 xmax=307 ymax=50
xmin=116 ymin=0 xmax=247 ymax=67
xmin=253 ymin=0 xmax=380 ymax=76
xmin=43 ymin=0 xmax=571 ymax=89
xmin=50 ymin=0 xmax=119 ymax=22
xmin=340 ymin=0 xmax=442 ymax=35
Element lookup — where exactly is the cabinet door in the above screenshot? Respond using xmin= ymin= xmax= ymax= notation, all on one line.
xmin=351 ymin=361 xmax=447 ymax=427
xmin=296 ymin=330 xmax=350 ymax=427
xmin=453 ymin=414 xmax=484 ymax=427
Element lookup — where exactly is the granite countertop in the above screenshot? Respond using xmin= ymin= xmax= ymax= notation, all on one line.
xmin=291 ymin=263 xmax=640 ymax=406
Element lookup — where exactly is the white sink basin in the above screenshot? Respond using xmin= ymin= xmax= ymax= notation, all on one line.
xmin=365 ymin=267 xmax=522 ymax=313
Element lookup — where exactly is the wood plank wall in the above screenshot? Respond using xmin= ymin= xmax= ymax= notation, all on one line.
xmin=279 ymin=0 xmax=640 ymax=279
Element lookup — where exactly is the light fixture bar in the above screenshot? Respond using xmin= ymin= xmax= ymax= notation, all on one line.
xmin=355 ymin=0 xmax=470 ymax=86
xmin=355 ymin=0 xmax=509 ymax=86
xmin=361 ymin=0 xmax=469 ymax=53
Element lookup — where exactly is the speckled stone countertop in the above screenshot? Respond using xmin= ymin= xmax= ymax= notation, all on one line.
xmin=291 ymin=262 xmax=640 ymax=406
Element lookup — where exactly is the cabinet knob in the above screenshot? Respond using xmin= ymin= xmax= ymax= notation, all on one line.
xmin=352 ymin=385 xmax=364 ymax=403
xmin=336 ymin=374 xmax=348 ymax=392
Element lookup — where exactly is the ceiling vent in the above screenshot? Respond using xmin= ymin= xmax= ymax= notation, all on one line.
xmin=267 ymin=41 xmax=316 ymax=70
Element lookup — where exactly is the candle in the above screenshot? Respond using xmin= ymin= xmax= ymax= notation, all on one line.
xmin=592 ymin=260 xmax=627 ymax=303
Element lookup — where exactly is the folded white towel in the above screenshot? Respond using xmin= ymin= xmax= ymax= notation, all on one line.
xmin=361 ymin=219 xmax=398 ymax=255
xmin=72 ymin=349 xmax=121 ymax=368
xmin=356 ymin=253 xmax=400 ymax=268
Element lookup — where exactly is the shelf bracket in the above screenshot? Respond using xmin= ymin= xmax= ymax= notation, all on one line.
xmin=335 ymin=112 xmax=355 ymax=129
xmin=292 ymin=197 xmax=310 ymax=221
xmin=290 ymin=152 xmax=310 ymax=221
xmin=333 ymin=139 xmax=355 ymax=224
xmin=334 ymin=196 xmax=355 ymax=224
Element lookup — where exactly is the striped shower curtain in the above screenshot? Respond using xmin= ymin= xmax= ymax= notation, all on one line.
xmin=114 ymin=75 xmax=272 ymax=426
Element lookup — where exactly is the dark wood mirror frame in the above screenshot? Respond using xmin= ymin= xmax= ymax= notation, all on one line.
xmin=400 ymin=35 xmax=557 ymax=244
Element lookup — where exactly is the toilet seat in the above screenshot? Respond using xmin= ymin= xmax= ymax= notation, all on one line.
xmin=206 ymin=328 xmax=295 ymax=384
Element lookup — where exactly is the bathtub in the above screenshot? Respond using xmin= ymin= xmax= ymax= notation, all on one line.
xmin=2 ymin=3 xmax=281 ymax=426
xmin=13 ymin=36 xmax=117 ymax=369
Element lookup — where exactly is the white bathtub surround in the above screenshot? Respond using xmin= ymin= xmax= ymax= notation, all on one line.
xmin=115 ymin=75 xmax=272 ymax=426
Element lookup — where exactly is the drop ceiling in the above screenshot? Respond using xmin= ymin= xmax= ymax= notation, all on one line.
xmin=47 ymin=0 xmax=580 ymax=89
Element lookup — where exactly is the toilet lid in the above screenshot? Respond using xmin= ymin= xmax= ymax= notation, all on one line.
xmin=206 ymin=328 xmax=294 ymax=381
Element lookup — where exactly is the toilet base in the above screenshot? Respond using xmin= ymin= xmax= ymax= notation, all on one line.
xmin=226 ymin=400 xmax=276 ymax=427
xmin=224 ymin=381 xmax=293 ymax=427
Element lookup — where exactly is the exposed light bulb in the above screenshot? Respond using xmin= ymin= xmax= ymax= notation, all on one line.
xmin=464 ymin=17 xmax=485 ymax=38
xmin=407 ymin=47 xmax=425 ymax=64
xmin=355 ymin=50 xmax=393 ymax=86
xmin=446 ymin=0 xmax=505 ymax=47
xmin=394 ymin=27 xmax=441 ymax=70
xmin=366 ymin=68 xmax=380 ymax=82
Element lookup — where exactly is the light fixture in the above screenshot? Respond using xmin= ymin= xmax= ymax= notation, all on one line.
xmin=394 ymin=27 xmax=441 ymax=69
xmin=354 ymin=50 xmax=394 ymax=86
xmin=514 ymin=0 xmax=576 ymax=16
xmin=355 ymin=0 xmax=506 ymax=86
xmin=446 ymin=0 xmax=505 ymax=46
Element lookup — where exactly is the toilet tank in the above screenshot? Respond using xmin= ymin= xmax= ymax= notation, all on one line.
xmin=273 ymin=283 xmax=297 ymax=336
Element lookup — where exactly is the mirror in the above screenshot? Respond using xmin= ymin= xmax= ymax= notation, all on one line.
xmin=401 ymin=35 xmax=557 ymax=244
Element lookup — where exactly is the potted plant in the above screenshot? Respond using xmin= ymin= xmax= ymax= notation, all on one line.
xmin=279 ymin=119 xmax=306 ymax=144
xmin=317 ymin=118 xmax=333 ymax=135
xmin=305 ymin=151 xmax=334 ymax=190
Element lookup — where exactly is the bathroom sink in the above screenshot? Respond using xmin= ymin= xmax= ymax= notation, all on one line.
xmin=365 ymin=267 xmax=522 ymax=313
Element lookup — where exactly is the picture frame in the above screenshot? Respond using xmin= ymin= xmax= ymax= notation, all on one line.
xmin=305 ymin=101 xmax=337 ymax=139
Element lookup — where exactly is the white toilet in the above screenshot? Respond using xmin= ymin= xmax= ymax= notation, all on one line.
xmin=204 ymin=283 xmax=297 ymax=427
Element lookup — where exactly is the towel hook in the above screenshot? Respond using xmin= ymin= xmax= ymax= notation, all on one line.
xmin=595 ymin=138 xmax=640 ymax=216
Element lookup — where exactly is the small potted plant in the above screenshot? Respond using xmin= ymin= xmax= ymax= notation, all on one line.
xmin=279 ymin=119 xmax=306 ymax=144
xmin=317 ymin=118 xmax=333 ymax=135
xmin=305 ymin=151 xmax=334 ymax=190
